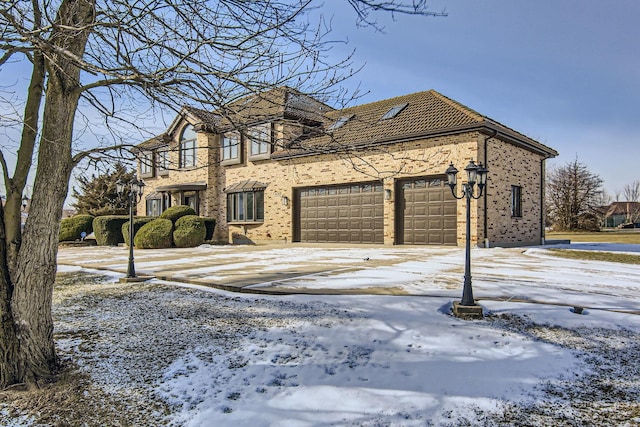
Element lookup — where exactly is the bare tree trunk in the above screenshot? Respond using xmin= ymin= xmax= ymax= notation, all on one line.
xmin=0 ymin=208 xmax=21 ymax=387
xmin=1 ymin=0 xmax=94 ymax=387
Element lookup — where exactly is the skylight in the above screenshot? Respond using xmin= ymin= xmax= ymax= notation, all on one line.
xmin=380 ymin=103 xmax=408 ymax=120
xmin=327 ymin=114 xmax=353 ymax=131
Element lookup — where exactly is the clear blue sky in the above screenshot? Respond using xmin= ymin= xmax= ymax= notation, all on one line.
xmin=324 ymin=0 xmax=639 ymax=196
xmin=3 ymin=1 xmax=637 ymax=201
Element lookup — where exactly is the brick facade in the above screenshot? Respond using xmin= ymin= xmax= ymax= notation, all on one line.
xmin=136 ymin=89 xmax=557 ymax=248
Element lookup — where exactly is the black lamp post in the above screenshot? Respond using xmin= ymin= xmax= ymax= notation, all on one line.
xmin=116 ymin=175 xmax=145 ymax=278
xmin=445 ymin=160 xmax=488 ymax=307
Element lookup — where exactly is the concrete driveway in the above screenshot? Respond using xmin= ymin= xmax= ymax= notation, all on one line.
xmin=56 ymin=242 xmax=640 ymax=314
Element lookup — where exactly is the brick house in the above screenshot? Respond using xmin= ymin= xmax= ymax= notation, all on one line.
xmin=136 ymin=87 xmax=558 ymax=247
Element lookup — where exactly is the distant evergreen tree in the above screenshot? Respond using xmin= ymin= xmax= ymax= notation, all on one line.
xmin=72 ymin=164 xmax=137 ymax=216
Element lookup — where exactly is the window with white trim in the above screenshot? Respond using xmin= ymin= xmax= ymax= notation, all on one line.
xmin=179 ymin=125 xmax=197 ymax=168
xmin=248 ymin=123 xmax=272 ymax=160
xmin=221 ymin=131 xmax=241 ymax=165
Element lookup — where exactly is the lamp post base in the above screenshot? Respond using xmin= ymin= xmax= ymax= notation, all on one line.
xmin=452 ymin=301 xmax=484 ymax=319
xmin=119 ymin=276 xmax=153 ymax=283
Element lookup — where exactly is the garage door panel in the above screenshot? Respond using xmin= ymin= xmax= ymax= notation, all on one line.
xmin=297 ymin=182 xmax=383 ymax=243
xmin=400 ymin=176 xmax=457 ymax=245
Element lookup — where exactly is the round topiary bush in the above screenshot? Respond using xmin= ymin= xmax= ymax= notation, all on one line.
xmin=122 ymin=217 xmax=155 ymax=247
xmin=59 ymin=214 xmax=94 ymax=242
xmin=173 ymin=215 xmax=206 ymax=248
xmin=160 ymin=205 xmax=196 ymax=223
xmin=134 ymin=218 xmax=174 ymax=249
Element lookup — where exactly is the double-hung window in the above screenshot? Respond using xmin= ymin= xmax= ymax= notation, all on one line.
xmin=511 ymin=185 xmax=523 ymax=217
xmin=227 ymin=190 xmax=264 ymax=223
xmin=221 ymin=132 xmax=241 ymax=165
xmin=179 ymin=125 xmax=197 ymax=168
xmin=248 ymin=123 xmax=271 ymax=160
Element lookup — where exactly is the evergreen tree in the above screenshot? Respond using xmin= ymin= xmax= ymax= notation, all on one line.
xmin=72 ymin=164 xmax=136 ymax=216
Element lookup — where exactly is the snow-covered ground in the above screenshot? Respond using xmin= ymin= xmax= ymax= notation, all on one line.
xmin=4 ymin=244 xmax=640 ymax=425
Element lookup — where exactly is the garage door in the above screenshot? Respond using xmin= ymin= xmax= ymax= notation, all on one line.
xmin=296 ymin=182 xmax=384 ymax=243
xmin=397 ymin=176 xmax=457 ymax=245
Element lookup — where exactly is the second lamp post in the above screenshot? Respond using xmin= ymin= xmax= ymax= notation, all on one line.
xmin=445 ymin=160 xmax=488 ymax=308
xmin=116 ymin=175 xmax=145 ymax=279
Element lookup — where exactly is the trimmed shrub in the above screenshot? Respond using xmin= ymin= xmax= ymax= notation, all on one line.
xmin=202 ymin=217 xmax=216 ymax=241
xmin=92 ymin=215 xmax=129 ymax=246
xmin=122 ymin=217 xmax=155 ymax=247
xmin=173 ymin=215 xmax=206 ymax=248
xmin=59 ymin=214 xmax=94 ymax=242
xmin=160 ymin=205 xmax=196 ymax=223
xmin=134 ymin=218 xmax=174 ymax=249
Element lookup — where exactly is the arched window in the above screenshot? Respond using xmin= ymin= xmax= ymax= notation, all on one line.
xmin=179 ymin=124 xmax=197 ymax=168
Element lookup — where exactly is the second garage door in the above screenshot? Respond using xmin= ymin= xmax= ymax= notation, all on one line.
xmin=296 ymin=182 xmax=384 ymax=243
xmin=397 ymin=176 xmax=457 ymax=245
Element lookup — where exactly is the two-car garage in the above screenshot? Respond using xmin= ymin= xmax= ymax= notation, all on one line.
xmin=293 ymin=176 xmax=457 ymax=245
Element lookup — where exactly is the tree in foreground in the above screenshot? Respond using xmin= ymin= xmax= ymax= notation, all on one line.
xmin=546 ymin=159 xmax=603 ymax=230
xmin=0 ymin=1 xmax=442 ymax=388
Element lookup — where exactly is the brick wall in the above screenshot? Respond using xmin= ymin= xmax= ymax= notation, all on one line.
xmin=139 ymin=121 xmax=548 ymax=248
xmin=483 ymin=138 xmax=546 ymax=247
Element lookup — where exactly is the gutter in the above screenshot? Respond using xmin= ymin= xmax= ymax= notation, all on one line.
xmin=483 ymin=130 xmax=497 ymax=248
xmin=273 ymin=121 xmax=558 ymax=161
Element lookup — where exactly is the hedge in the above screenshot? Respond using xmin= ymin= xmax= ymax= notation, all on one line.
xmin=160 ymin=205 xmax=196 ymax=223
xmin=122 ymin=217 xmax=155 ymax=247
xmin=173 ymin=215 xmax=206 ymax=248
xmin=92 ymin=215 xmax=129 ymax=246
xmin=59 ymin=214 xmax=94 ymax=242
xmin=134 ymin=218 xmax=174 ymax=249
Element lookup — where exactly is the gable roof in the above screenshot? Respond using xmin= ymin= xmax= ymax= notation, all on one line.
xmin=604 ymin=201 xmax=640 ymax=217
xmin=138 ymin=87 xmax=333 ymax=148
xmin=273 ymin=90 xmax=558 ymax=159
xmin=180 ymin=87 xmax=333 ymax=133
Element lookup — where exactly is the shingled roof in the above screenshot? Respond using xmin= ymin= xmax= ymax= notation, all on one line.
xmin=182 ymin=87 xmax=333 ymax=133
xmin=273 ymin=90 xmax=557 ymax=159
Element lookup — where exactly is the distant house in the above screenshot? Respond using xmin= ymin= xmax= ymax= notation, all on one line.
xmin=136 ymin=87 xmax=558 ymax=247
xmin=601 ymin=202 xmax=640 ymax=228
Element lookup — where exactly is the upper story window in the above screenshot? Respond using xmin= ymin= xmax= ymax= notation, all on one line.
xmin=157 ymin=147 xmax=169 ymax=175
xmin=248 ymin=123 xmax=272 ymax=160
xmin=221 ymin=131 xmax=241 ymax=165
xmin=179 ymin=125 xmax=197 ymax=169
xmin=140 ymin=150 xmax=154 ymax=178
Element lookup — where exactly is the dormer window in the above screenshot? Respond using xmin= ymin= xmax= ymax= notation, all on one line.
xmin=179 ymin=124 xmax=197 ymax=168
xmin=327 ymin=114 xmax=353 ymax=131
xmin=248 ymin=123 xmax=272 ymax=161
xmin=380 ymin=103 xmax=408 ymax=120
